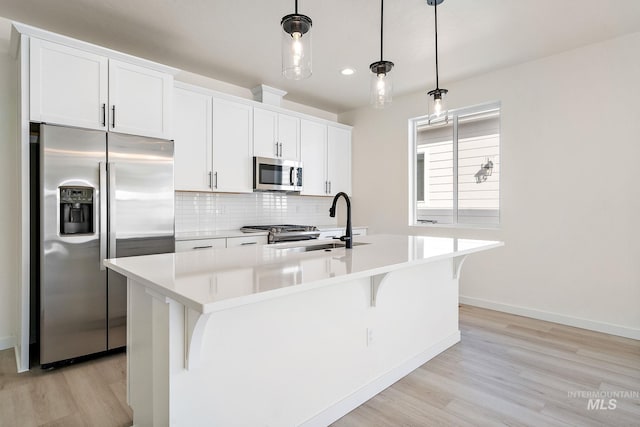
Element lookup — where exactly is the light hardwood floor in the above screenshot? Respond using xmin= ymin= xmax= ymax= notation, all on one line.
xmin=1 ymin=306 xmax=638 ymax=426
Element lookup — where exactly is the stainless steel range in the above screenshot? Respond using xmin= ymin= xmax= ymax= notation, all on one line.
xmin=241 ymin=224 xmax=320 ymax=244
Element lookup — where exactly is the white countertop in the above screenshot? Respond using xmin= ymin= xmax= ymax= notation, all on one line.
xmin=105 ymin=234 xmax=503 ymax=314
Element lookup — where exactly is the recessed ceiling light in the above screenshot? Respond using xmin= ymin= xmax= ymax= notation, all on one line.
xmin=340 ymin=68 xmax=356 ymax=76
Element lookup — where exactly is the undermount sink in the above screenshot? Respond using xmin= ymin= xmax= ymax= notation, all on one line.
xmin=277 ymin=241 xmax=369 ymax=253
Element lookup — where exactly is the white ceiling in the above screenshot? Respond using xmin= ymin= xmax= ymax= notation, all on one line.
xmin=1 ymin=0 xmax=640 ymax=113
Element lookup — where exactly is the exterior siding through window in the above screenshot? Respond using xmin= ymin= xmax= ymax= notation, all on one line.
xmin=414 ymin=105 xmax=500 ymax=226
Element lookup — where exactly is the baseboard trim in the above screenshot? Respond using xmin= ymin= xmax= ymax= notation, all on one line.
xmin=460 ymin=296 xmax=640 ymax=340
xmin=300 ymin=331 xmax=461 ymax=427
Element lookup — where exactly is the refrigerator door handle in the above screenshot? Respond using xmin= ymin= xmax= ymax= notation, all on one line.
xmin=108 ymin=162 xmax=117 ymax=259
xmin=99 ymin=162 xmax=107 ymax=270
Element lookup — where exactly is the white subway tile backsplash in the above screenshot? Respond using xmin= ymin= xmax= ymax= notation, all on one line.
xmin=175 ymin=192 xmax=337 ymax=232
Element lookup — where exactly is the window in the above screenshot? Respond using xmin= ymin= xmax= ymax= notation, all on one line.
xmin=409 ymin=102 xmax=501 ymax=227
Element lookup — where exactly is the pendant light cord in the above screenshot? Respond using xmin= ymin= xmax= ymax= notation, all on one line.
xmin=380 ymin=0 xmax=384 ymax=61
xmin=295 ymin=0 xmax=298 ymax=14
xmin=434 ymin=0 xmax=440 ymax=88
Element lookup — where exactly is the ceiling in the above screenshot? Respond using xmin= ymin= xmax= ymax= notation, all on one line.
xmin=1 ymin=0 xmax=640 ymax=113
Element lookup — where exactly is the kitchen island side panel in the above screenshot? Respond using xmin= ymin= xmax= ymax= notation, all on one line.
xmin=127 ymin=258 xmax=459 ymax=426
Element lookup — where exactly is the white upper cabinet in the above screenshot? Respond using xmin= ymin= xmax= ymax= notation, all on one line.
xmin=174 ymin=87 xmax=212 ymax=192
xmin=30 ymin=38 xmax=108 ymax=131
xmin=300 ymin=120 xmax=352 ymax=196
xmin=300 ymin=119 xmax=327 ymax=196
xmin=253 ymin=108 xmax=277 ymax=158
xmin=174 ymin=85 xmax=253 ymax=193
xmin=327 ymin=126 xmax=352 ymax=195
xmin=29 ymin=37 xmax=173 ymax=139
xmin=212 ymin=97 xmax=253 ymax=193
xmin=108 ymin=59 xmax=173 ymax=139
xmin=277 ymin=114 xmax=300 ymax=160
xmin=253 ymin=107 xmax=300 ymax=160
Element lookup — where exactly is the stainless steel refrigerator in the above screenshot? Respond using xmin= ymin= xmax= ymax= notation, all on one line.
xmin=39 ymin=124 xmax=174 ymax=366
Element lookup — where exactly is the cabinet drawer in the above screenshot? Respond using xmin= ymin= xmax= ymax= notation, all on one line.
xmin=226 ymin=235 xmax=268 ymax=248
xmin=318 ymin=227 xmax=367 ymax=240
xmin=175 ymin=238 xmax=226 ymax=252
xmin=353 ymin=227 xmax=368 ymax=236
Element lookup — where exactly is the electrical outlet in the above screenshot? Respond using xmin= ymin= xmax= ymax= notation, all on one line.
xmin=366 ymin=328 xmax=374 ymax=346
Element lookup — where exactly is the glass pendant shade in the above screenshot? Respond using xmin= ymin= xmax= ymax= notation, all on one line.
xmin=370 ymin=61 xmax=394 ymax=108
xmin=427 ymin=88 xmax=448 ymax=119
xmin=281 ymin=13 xmax=312 ymax=80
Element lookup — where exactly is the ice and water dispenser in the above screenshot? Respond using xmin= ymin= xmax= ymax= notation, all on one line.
xmin=59 ymin=186 xmax=94 ymax=235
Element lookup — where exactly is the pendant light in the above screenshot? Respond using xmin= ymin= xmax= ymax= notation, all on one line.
xmin=281 ymin=0 xmax=312 ymax=80
xmin=427 ymin=0 xmax=448 ymax=121
xmin=369 ymin=0 xmax=394 ymax=108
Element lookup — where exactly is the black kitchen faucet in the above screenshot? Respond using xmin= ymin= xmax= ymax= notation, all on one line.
xmin=329 ymin=192 xmax=352 ymax=249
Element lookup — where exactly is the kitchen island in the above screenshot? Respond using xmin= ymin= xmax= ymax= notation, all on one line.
xmin=104 ymin=234 xmax=502 ymax=427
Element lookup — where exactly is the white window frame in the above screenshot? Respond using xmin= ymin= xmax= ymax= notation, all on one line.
xmin=408 ymin=101 xmax=501 ymax=229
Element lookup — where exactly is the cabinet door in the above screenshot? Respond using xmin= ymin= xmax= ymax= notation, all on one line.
xmin=175 ymin=238 xmax=226 ymax=252
xmin=30 ymin=38 xmax=108 ymax=130
xmin=174 ymin=88 xmax=213 ymax=191
xmin=212 ymin=98 xmax=253 ymax=193
xmin=300 ymin=119 xmax=328 ymax=196
xmin=327 ymin=126 xmax=352 ymax=195
xmin=226 ymin=235 xmax=268 ymax=247
xmin=253 ymin=107 xmax=278 ymax=158
xmin=353 ymin=227 xmax=368 ymax=236
xmin=108 ymin=59 xmax=173 ymax=139
xmin=278 ymin=113 xmax=300 ymax=161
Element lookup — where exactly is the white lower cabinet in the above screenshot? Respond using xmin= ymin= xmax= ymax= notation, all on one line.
xmin=300 ymin=120 xmax=352 ymax=196
xmin=226 ymin=235 xmax=268 ymax=247
xmin=318 ymin=227 xmax=367 ymax=240
xmin=175 ymin=235 xmax=267 ymax=252
xmin=174 ymin=84 xmax=253 ymax=193
xmin=175 ymin=238 xmax=226 ymax=252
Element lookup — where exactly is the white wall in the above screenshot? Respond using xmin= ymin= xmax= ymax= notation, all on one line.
xmin=340 ymin=33 xmax=640 ymax=338
xmin=0 ymin=17 xmax=18 ymax=350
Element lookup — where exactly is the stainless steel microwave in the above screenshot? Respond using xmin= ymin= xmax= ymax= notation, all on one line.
xmin=253 ymin=157 xmax=303 ymax=192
